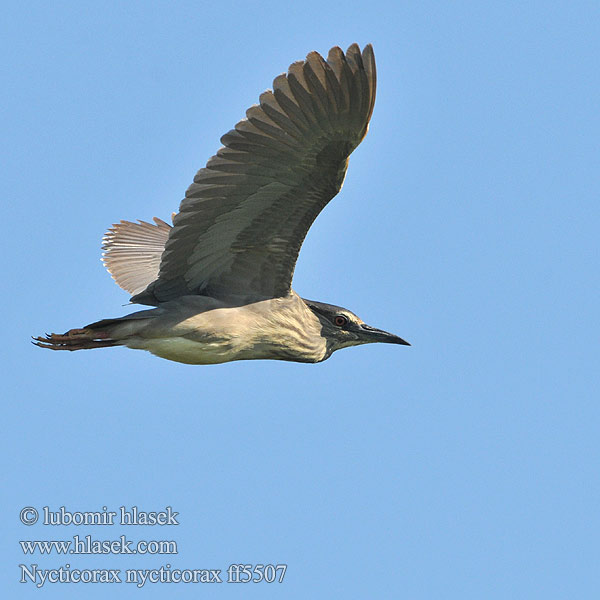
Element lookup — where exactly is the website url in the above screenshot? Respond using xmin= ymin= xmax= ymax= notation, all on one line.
xmin=20 ymin=535 xmax=177 ymax=555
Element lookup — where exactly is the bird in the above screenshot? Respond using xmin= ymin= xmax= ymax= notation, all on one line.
xmin=34 ymin=43 xmax=410 ymax=365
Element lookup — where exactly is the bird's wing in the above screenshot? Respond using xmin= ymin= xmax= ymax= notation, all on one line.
xmin=132 ymin=43 xmax=376 ymax=305
xmin=102 ymin=217 xmax=172 ymax=295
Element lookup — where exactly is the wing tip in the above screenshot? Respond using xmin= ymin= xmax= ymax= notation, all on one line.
xmin=100 ymin=217 xmax=171 ymax=295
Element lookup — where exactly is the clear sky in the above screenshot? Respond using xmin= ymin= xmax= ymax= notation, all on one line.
xmin=2 ymin=1 xmax=599 ymax=598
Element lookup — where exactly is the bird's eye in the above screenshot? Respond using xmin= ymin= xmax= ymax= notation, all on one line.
xmin=334 ymin=315 xmax=348 ymax=327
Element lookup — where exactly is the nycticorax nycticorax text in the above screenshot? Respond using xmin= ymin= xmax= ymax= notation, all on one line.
xmin=35 ymin=43 xmax=410 ymax=364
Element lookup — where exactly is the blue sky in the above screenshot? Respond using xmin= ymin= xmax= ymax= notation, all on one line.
xmin=2 ymin=1 xmax=599 ymax=598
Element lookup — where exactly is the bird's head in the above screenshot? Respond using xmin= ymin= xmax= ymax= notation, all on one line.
xmin=302 ymin=298 xmax=410 ymax=356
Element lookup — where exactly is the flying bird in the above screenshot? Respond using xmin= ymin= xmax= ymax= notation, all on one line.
xmin=35 ymin=43 xmax=410 ymax=364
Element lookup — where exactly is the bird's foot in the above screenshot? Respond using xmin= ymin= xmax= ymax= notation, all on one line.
xmin=33 ymin=328 xmax=115 ymax=351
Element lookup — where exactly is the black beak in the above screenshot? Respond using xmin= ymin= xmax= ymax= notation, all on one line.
xmin=359 ymin=324 xmax=411 ymax=346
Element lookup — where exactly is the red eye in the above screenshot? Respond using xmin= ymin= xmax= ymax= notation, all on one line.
xmin=334 ymin=315 xmax=348 ymax=327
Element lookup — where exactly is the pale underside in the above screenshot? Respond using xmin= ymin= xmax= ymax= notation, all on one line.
xmin=101 ymin=294 xmax=332 ymax=365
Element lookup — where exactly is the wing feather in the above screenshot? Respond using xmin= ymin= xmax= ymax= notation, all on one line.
xmin=132 ymin=44 xmax=376 ymax=305
xmin=102 ymin=217 xmax=172 ymax=295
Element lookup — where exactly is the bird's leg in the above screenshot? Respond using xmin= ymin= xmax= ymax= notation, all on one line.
xmin=33 ymin=328 xmax=116 ymax=351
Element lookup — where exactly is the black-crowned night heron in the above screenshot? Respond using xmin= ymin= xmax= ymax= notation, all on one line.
xmin=35 ymin=43 xmax=410 ymax=364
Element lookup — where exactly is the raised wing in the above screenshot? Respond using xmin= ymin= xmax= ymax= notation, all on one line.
xmin=102 ymin=217 xmax=172 ymax=295
xmin=132 ymin=43 xmax=376 ymax=305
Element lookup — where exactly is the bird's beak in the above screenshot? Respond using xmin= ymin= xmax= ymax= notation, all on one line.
xmin=359 ymin=323 xmax=410 ymax=346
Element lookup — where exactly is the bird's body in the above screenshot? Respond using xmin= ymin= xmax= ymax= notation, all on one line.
xmin=35 ymin=43 xmax=410 ymax=364
xmin=93 ymin=294 xmax=327 ymax=364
